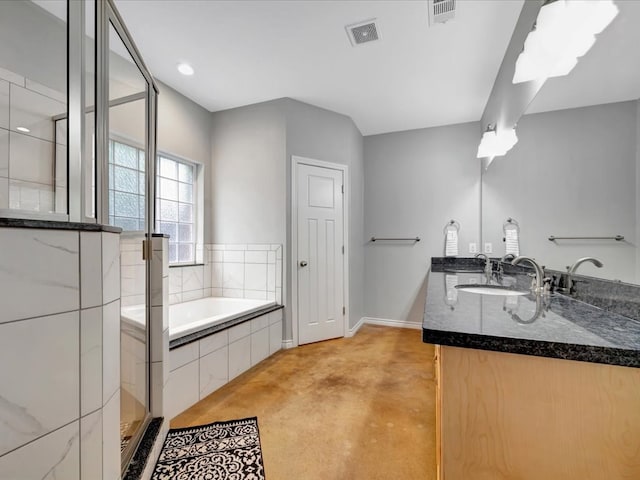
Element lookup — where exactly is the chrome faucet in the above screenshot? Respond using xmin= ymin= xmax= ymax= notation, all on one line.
xmin=568 ymin=256 xmax=604 ymax=274
xmin=475 ymin=253 xmax=492 ymax=277
xmin=511 ymin=256 xmax=546 ymax=293
xmin=501 ymin=253 xmax=516 ymax=262
xmin=564 ymin=257 xmax=603 ymax=293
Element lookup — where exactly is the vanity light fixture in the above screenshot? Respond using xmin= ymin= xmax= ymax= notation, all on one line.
xmin=16 ymin=126 xmax=30 ymax=133
xmin=177 ymin=62 xmax=194 ymax=76
xmin=477 ymin=125 xmax=518 ymax=159
xmin=513 ymin=0 xmax=619 ymax=84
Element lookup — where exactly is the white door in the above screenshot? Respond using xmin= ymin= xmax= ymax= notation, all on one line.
xmin=297 ymin=162 xmax=345 ymax=345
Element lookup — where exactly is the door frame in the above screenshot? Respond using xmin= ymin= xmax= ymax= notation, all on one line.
xmin=291 ymin=155 xmax=350 ymax=347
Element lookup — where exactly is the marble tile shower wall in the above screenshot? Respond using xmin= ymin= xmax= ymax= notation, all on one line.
xmin=0 ymin=226 xmax=122 ymax=480
xmin=0 ymin=66 xmax=67 ymax=213
xmin=121 ymin=234 xmax=146 ymax=307
xmin=168 ymin=244 xmax=283 ymax=305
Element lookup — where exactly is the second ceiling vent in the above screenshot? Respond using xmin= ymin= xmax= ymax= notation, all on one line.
xmin=428 ymin=0 xmax=456 ymax=25
xmin=345 ymin=19 xmax=381 ymax=46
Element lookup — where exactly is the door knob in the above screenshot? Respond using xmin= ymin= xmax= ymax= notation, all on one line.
xmin=299 ymin=260 xmax=308 ymax=267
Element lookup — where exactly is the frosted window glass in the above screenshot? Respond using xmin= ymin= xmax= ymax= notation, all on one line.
xmin=160 ymin=157 xmax=177 ymax=179
xmin=114 ymin=142 xmax=137 ymax=168
xmin=178 ymin=163 xmax=193 ymax=183
xmin=168 ymin=244 xmax=177 ymax=263
xmin=108 ymin=164 xmax=114 ymax=190
xmin=160 ymin=178 xmax=178 ymax=201
xmin=178 ymin=203 xmax=192 ymax=223
xmin=138 ymin=150 xmax=145 ymax=172
xmin=178 ymin=224 xmax=193 ymax=243
xmin=138 ymin=172 xmax=145 ymax=196
xmin=159 ymin=222 xmax=176 ymax=241
xmin=114 ymin=166 xmax=137 ymax=193
xmin=178 ymin=244 xmax=193 ymax=263
xmin=114 ymin=217 xmax=138 ymax=231
xmin=179 ymin=183 xmax=192 ymax=203
xmin=114 ymin=191 xmax=138 ymax=218
xmin=138 ymin=196 xmax=145 ymax=220
xmin=109 ymin=191 xmax=114 ymax=216
xmin=160 ymin=199 xmax=178 ymax=221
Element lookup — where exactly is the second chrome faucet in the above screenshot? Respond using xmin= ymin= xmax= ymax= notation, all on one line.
xmin=511 ymin=256 xmax=548 ymax=293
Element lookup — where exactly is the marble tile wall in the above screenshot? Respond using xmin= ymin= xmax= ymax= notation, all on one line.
xmin=166 ymin=308 xmax=283 ymax=419
xmin=0 ymin=67 xmax=66 ymax=214
xmin=168 ymin=243 xmax=283 ymax=305
xmin=0 ymin=226 xmax=121 ymax=480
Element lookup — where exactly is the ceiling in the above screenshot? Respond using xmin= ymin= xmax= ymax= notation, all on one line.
xmin=114 ymin=0 xmax=524 ymax=136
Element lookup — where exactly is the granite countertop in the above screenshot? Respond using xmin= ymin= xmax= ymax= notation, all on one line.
xmin=422 ymin=258 xmax=640 ymax=368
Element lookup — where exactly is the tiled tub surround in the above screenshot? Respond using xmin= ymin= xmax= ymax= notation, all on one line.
xmin=166 ymin=307 xmax=284 ymax=419
xmin=423 ymin=257 xmax=640 ymax=367
xmin=164 ymin=297 xmax=276 ymax=342
xmin=168 ymin=244 xmax=283 ymax=305
xmin=0 ymin=66 xmax=67 ymax=214
xmin=0 ymin=221 xmax=122 ymax=480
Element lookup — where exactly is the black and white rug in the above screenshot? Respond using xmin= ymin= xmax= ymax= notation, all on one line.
xmin=152 ymin=417 xmax=266 ymax=480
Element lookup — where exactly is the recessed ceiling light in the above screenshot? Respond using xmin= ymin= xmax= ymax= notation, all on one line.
xmin=16 ymin=126 xmax=30 ymax=133
xmin=177 ymin=63 xmax=194 ymax=76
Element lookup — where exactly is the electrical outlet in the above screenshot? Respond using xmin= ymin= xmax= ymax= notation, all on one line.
xmin=469 ymin=242 xmax=477 ymax=254
xmin=484 ymin=242 xmax=493 ymax=254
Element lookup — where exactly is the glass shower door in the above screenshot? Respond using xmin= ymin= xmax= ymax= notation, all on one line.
xmin=105 ymin=17 xmax=151 ymax=468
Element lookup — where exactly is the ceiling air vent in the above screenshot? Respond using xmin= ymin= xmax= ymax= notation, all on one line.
xmin=428 ymin=0 xmax=456 ymax=25
xmin=345 ymin=19 xmax=381 ymax=46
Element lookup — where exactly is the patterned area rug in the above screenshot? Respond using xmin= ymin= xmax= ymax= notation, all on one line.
xmin=152 ymin=417 xmax=266 ymax=480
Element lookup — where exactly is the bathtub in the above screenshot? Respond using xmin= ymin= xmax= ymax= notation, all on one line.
xmin=121 ymin=297 xmax=276 ymax=341
xmin=169 ymin=297 xmax=275 ymax=340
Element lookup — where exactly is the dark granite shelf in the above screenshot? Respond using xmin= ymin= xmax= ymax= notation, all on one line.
xmin=0 ymin=217 xmax=122 ymax=233
xmin=423 ymin=258 xmax=640 ymax=368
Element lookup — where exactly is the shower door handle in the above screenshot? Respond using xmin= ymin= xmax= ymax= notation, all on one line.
xmin=299 ymin=260 xmax=308 ymax=267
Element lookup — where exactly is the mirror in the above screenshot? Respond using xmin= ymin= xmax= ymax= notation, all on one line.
xmin=0 ymin=0 xmax=67 ymax=216
xmin=482 ymin=0 xmax=640 ymax=285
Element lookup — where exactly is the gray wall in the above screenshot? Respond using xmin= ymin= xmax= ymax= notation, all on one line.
xmin=636 ymin=100 xmax=640 ymax=281
xmin=283 ymin=99 xmax=365 ymax=333
xmin=209 ymin=98 xmax=365 ymax=340
xmin=363 ymin=122 xmax=481 ymax=324
xmin=157 ymin=81 xmax=213 ymax=243
xmin=483 ymin=101 xmax=638 ymax=283
xmin=209 ymin=99 xmax=287 ymax=245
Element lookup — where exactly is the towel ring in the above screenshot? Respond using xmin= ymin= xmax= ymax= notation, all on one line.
xmin=503 ymin=217 xmax=520 ymax=233
xmin=443 ymin=219 xmax=460 ymax=234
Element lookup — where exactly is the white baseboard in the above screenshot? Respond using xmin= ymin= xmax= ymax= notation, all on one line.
xmin=346 ymin=317 xmax=366 ymax=337
xmin=361 ymin=317 xmax=422 ymax=330
xmin=281 ymin=340 xmax=295 ymax=349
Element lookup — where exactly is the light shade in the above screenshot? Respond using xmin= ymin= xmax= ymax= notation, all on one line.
xmin=513 ymin=0 xmax=618 ymax=84
xmin=477 ymin=127 xmax=518 ymax=159
xmin=177 ymin=62 xmax=195 ymax=76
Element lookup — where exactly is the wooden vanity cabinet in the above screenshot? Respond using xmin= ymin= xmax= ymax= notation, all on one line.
xmin=434 ymin=345 xmax=640 ymax=480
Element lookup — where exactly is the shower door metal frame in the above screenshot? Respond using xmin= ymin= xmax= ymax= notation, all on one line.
xmin=96 ymin=0 xmax=159 ymax=472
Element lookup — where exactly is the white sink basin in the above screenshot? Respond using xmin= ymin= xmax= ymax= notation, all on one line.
xmin=455 ymin=285 xmax=528 ymax=296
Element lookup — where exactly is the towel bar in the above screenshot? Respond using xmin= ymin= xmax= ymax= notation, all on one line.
xmin=371 ymin=237 xmax=420 ymax=242
xmin=548 ymin=235 xmax=624 ymax=242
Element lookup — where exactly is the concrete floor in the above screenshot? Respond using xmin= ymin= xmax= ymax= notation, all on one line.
xmin=172 ymin=324 xmax=437 ymax=479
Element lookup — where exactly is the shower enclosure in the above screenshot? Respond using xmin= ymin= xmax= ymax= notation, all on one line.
xmin=0 ymin=0 xmax=158 ymax=473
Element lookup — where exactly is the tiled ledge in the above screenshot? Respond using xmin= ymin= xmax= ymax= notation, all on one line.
xmin=0 ymin=217 xmax=122 ymax=233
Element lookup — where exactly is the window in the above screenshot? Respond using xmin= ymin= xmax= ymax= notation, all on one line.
xmin=108 ymin=140 xmax=199 ymax=264
xmin=108 ymin=139 xmax=146 ymax=231
xmin=156 ymin=155 xmax=196 ymax=264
